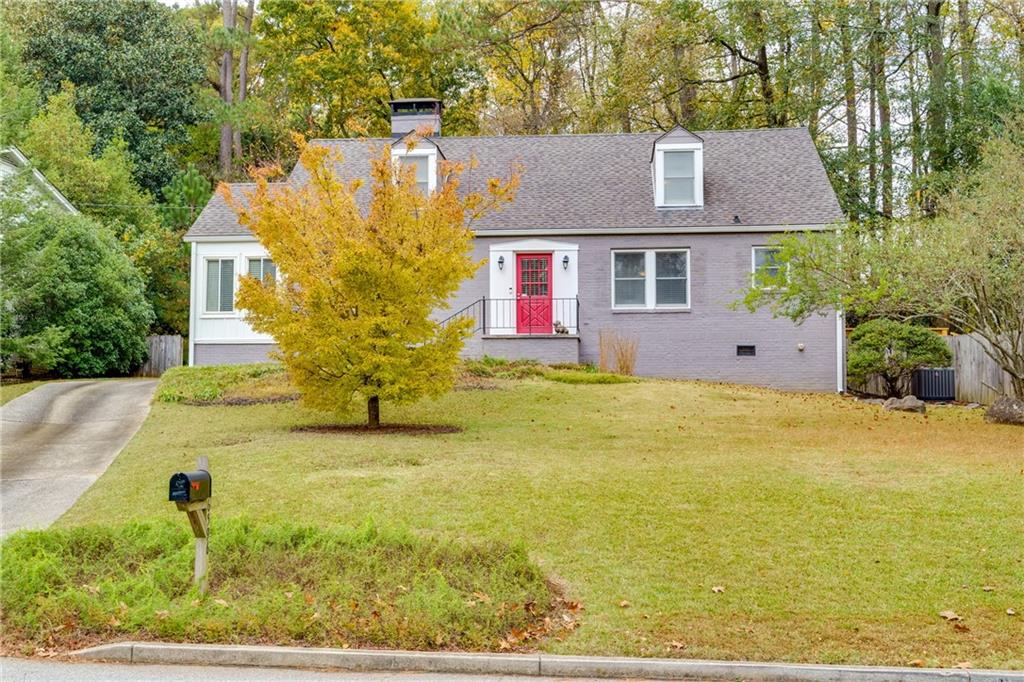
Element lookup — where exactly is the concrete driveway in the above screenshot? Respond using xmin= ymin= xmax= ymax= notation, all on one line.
xmin=0 ymin=379 xmax=157 ymax=536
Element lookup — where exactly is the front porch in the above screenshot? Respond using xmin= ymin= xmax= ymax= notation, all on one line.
xmin=443 ymin=297 xmax=581 ymax=364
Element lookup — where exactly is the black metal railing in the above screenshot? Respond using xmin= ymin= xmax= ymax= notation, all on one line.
xmin=440 ymin=297 xmax=579 ymax=336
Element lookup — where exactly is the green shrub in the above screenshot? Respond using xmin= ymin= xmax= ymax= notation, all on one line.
xmin=543 ymin=369 xmax=635 ymax=384
xmin=462 ymin=357 xmax=545 ymax=379
xmin=156 ymin=363 xmax=285 ymax=403
xmin=847 ymin=320 xmax=953 ymax=397
xmin=0 ymin=205 xmax=154 ymax=377
xmin=0 ymin=519 xmax=556 ymax=652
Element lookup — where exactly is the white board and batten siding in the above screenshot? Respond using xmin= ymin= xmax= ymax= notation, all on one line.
xmin=188 ymin=239 xmax=274 ymax=366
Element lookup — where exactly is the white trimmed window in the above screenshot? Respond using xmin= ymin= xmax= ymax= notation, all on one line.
xmin=752 ymin=246 xmax=785 ymax=287
xmin=204 ymin=258 xmax=235 ymax=313
xmin=392 ymin=148 xmax=437 ymax=194
xmin=654 ymin=143 xmax=703 ymax=207
xmin=247 ymin=257 xmax=276 ymax=283
xmin=612 ymin=249 xmax=690 ymax=309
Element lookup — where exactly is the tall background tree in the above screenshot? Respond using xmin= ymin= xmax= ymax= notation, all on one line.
xmin=10 ymin=0 xmax=206 ymax=194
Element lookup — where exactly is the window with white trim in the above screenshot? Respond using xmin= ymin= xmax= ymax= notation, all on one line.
xmin=247 ymin=257 xmax=276 ymax=283
xmin=752 ymin=246 xmax=785 ymax=287
xmin=392 ymin=149 xmax=436 ymax=194
xmin=205 ymin=258 xmax=235 ymax=313
xmin=654 ymin=142 xmax=703 ymax=207
xmin=612 ymin=249 xmax=690 ymax=309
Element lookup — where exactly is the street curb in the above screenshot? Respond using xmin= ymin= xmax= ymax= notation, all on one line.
xmin=70 ymin=642 xmax=1024 ymax=681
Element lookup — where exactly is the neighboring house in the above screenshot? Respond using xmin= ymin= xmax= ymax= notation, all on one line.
xmin=0 ymin=146 xmax=79 ymax=214
xmin=184 ymin=99 xmax=845 ymax=392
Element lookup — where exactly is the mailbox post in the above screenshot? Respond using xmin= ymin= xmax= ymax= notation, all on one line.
xmin=169 ymin=456 xmax=212 ymax=593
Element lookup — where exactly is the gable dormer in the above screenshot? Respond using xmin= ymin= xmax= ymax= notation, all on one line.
xmin=652 ymin=127 xmax=703 ymax=208
xmin=391 ymin=133 xmax=443 ymax=194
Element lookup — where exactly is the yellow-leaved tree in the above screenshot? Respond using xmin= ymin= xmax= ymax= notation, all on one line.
xmin=227 ymin=137 xmax=519 ymax=427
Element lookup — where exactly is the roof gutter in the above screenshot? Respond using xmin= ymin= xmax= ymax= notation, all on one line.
xmin=471 ymin=223 xmax=839 ymax=237
xmin=183 ymin=222 xmax=840 ymax=243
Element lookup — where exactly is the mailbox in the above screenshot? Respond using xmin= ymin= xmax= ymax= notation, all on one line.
xmin=169 ymin=470 xmax=212 ymax=503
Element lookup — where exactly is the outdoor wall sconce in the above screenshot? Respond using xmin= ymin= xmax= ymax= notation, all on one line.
xmin=497 ymin=256 xmax=505 ymax=270
xmin=562 ymin=255 xmax=570 ymax=269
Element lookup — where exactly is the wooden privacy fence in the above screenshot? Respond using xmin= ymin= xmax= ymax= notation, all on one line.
xmin=137 ymin=335 xmax=182 ymax=377
xmin=848 ymin=333 xmax=1016 ymax=404
xmin=944 ymin=333 xmax=1016 ymax=404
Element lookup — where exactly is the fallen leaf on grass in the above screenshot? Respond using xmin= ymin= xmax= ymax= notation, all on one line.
xmin=1007 ymin=608 xmax=1017 ymax=616
xmin=938 ymin=610 xmax=961 ymax=621
xmin=982 ymin=585 xmax=995 ymax=592
xmin=667 ymin=641 xmax=686 ymax=651
xmin=711 ymin=586 xmax=725 ymax=594
xmin=908 ymin=659 xmax=926 ymax=668
xmin=154 ymin=610 xmax=169 ymax=620
xmin=284 ymin=591 xmax=294 ymax=599
xmin=472 ymin=591 xmax=492 ymax=604
xmin=954 ymin=662 xmax=973 ymax=669
xmin=214 ymin=598 xmax=229 ymax=608
xmin=107 ymin=616 xmax=120 ymax=627
xmin=81 ymin=584 xmax=100 ymax=595
xmin=953 ymin=622 xmax=970 ymax=633
xmin=618 ymin=600 xmax=631 ymax=608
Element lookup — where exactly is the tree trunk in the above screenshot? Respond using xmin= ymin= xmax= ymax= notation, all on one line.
xmin=868 ymin=1 xmax=878 ymax=216
xmin=957 ymin=0 xmax=972 ymax=89
xmin=219 ymin=0 xmax=235 ymax=178
xmin=232 ymin=0 xmax=254 ymax=160
xmin=924 ymin=0 xmax=947 ymax=198
xmin=840 ymin=19 xmax=859 ymax=216
xmin=807 ymin=2 xmax=823 ymax=139
xmin=876 ymin=2 xmax=894 ymax=218
xmin=367 ymin=396 xmax=380 ymax=428
xmin=750 ymin=9 xmax=778 ymax=127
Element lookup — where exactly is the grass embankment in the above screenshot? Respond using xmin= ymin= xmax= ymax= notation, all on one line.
xmin=0 ymin=379 xmax=47 ymax=405
xmin=10 ymin=363 xmax=1024 ymax=666
xmin=1 ymin=519 xmax=560 ymax=654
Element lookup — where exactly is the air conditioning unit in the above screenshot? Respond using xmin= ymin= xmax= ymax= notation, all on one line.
xmin=911 ymin=367 xmax=955 ymax=401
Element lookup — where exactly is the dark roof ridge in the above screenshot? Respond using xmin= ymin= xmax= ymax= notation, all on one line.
xmin=308 ymin=126 xmax=811 ymax=145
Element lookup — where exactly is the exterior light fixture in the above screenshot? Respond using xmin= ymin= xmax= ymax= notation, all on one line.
xmin=497 ymin=256 xmax=505 ymax=270
xmin=732 ymin=215 xmax=741 ymax=224
xmin=562 ymin=255 xmax=570 ymax=269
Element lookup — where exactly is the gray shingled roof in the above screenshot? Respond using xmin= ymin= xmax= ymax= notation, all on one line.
xmin=184 ymin=128 xmax=843 ymax=239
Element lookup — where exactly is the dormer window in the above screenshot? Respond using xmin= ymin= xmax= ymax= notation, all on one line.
xmin=653 ymin=128 xmax=704 ymax=208
xmin=391 ymin=145 xmax=438 ymax=194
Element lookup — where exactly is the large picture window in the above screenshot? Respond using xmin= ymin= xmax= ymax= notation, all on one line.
xmin=205 ymin=258 xmax=235 ymax=313
xmin=612 ymin=249 xmax=690 ymax=309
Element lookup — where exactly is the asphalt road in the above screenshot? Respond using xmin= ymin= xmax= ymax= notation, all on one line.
xmin=0 ymin=658 xmax=604 ymax=681
xmin=0 ymin=379 xmax=157 ymax=536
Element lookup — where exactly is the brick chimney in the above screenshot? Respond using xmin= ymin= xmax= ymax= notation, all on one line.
xmin=389 ymin=98 xmax=443 ymax=137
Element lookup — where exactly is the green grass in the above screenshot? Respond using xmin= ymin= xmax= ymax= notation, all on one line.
xmin=156 ymin=364 xmax=286 ymax=404
xmin=0 ymin=379 xmax=47 ymax=405
xmin=49 ymin=368 xmax=1024 ymax=667
xmin=1 ymin=519 xmax=558 ymax=654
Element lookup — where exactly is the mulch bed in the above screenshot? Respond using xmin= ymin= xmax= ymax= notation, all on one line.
xmin=292 ymin=424 xmax=463 ymax=436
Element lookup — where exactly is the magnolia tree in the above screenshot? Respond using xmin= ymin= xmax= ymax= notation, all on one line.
xmin=743 ymin=121 xmax=1024 ymax=397
xmin=229 ymin=139 xmax=519 ymax=427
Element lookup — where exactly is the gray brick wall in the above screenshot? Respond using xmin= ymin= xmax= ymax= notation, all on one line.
xmin=481 ymin=336 xmax=580 ymax=364
xmin=448 ymin=233 xmax=839 ymax=391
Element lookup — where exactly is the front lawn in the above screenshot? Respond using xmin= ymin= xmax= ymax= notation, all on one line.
xmin=40 ymin=367 xmax=1024 ymax=667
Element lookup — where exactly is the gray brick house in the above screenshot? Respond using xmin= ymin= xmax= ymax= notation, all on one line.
xmin=184 ymin=99 xmax=845 ymax=391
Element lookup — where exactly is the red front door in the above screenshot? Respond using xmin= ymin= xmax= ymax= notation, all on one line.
xmin=516 ymin=253 xmax=553 ymax=334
